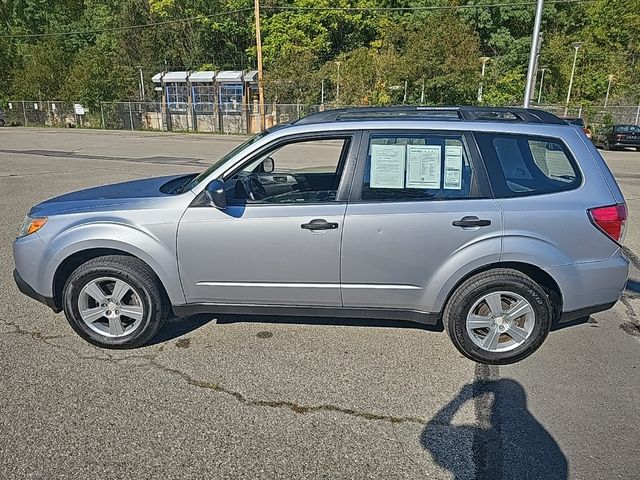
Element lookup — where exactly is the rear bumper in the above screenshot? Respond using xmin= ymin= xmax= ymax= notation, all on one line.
xmin=612 ymin=141 xmax=640 ymax=148
xmin=545 ymin=251 xmax=629 ymax=316
xmin=558 ymin=301 xmax=616 ymax=323
xmin=13 ymin=269 xmax=60 ymax=312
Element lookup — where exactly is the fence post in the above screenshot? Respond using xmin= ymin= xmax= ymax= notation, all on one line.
xmin=635 ymin=103 xmax=640 ymax=126
xmin=101 ymin=103 xmax=106 ymax=130
xmin=128 ymin=102 xmax=134 ymax=131
xmin=22 ymin=100 xmax=27 ymax=126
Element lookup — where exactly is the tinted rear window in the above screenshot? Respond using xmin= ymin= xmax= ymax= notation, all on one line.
xmin=614 ymin=125 xmax=640 ymax=134
xmin=475 ymin=133 xmax=581 ymax=198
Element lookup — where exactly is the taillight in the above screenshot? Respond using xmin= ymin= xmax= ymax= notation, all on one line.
xmin=588 ymin=203 xmax=627 ymax=244
xmin=616 ymin=134 xmax=625 ymax=141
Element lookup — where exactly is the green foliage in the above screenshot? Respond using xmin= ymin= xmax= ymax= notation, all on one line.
xmin=1 ymin=0 xmax=639 ymax=107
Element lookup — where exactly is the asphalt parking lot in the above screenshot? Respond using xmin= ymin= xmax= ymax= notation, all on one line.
xmin=1 ymin=128 xmax=639 ymax=480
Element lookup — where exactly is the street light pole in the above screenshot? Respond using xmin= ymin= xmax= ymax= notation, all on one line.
xmin=604 ymin=74 xmax=614 ymax=107
xmin=537 ymin=66 xmax=548 ymax=104
xmin=524 ymin=0 xmax=544 ymax=108
xmin=477 ymin=57 xmax=490 ymax=104
xmin=335 ymin=61 xmax=341 ymax=105
xmin=564 ymin=41 xmax=583 ymax=116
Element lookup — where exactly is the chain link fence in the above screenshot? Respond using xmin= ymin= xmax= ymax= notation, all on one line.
xmin=4 ymin=100 xmax=639 ymax=134
xmin=2 ymin=100 xmax=325 ymax=134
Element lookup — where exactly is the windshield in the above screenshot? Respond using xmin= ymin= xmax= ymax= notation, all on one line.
xmin=181 ymin=131 xmax=270 ymax=192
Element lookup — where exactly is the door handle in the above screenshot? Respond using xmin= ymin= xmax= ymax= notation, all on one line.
xmin=301 ymin=219 xmax=339 ymax=230
xmin=452 ymin=216 xmax=492 ymax=228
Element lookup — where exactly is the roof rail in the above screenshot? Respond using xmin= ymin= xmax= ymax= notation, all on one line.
xmin=293 ymin=106 xmax=566 ymax=125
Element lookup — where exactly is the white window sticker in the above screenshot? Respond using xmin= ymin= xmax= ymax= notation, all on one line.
xmin=406 ymin=145 xmax=441 ymax=189
xmin=444 ymin=145 xmax=463 ymax=190
xmin=370 ymin=144 xmax=406 ymax=189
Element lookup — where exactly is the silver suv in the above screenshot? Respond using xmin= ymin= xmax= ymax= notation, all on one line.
xmin=13 ymin=107 xmax=629 ymax=364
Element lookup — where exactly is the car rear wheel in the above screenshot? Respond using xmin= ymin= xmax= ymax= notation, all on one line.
xmin=62 ymin=255 xmax=168 ymax=348
xmin=443 ymin=269 xmax=553 ymax=364
xmin=0 ymin=119 xmax=5 ymax=127
xmin=604 ymin=139 xmax=611 ymax=151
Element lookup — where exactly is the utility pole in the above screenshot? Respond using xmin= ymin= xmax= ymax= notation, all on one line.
xmin=604 ymin=74 xmax=614 ymax=107
xmin=254 ymin=0 xmax=265 ymax=131
xmin=537 ymin=66 xmax=548 ymax=104
xmin=420 ymin=78 xmax=425 ymax=105
xmin=403 ymin=80 xmax=408 ymax=104
xmin=564 ymin=42 xmax=583 ymax=116
xmin=524 ymin=0 xmax=544 ymax=108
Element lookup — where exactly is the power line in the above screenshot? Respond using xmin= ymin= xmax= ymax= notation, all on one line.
xmin=0 ymin=7 xmax=253 ymax=39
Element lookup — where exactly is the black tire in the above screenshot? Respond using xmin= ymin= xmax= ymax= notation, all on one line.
xmin=0 ymin=119 xmax=5 ymax=127
xmin=604 ymin=139 xmax=611 ymax=151
xmin=443 ymin=268 xmax=553 ymax=365
xmin=62 ymin=255 xmax=168 ymax=349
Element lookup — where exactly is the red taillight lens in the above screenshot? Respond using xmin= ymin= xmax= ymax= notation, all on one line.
xmin=588 ymin=203 xmax=627 ymax=244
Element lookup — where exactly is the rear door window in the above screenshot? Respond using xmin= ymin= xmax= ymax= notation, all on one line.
xmin=357 ymin=133 xmax=482 ymax=202
xmin=475 ymin=133 xmax=581 ymax=197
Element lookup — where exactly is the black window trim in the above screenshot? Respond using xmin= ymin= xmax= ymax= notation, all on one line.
xmin=473 ymin=131 xmax=583 ymax=199
xmin=348 ymin=129 xmax=492 ymax=203
xmin=210 ymin=130 xmax=362 ymax=207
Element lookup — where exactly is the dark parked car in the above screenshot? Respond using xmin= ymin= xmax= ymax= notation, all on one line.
xmin=595 ymin=124 xmax=640 ymax=151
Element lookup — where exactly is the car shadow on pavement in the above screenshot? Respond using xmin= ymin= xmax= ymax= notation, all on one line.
xmin=149 ymin=313 xmax=444 ymax=345
xmin=421 ymin=373 xmax=567 ymax=480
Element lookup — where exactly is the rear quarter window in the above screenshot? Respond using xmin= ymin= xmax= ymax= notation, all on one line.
xmin=475 ymin=132 xmax=581 ymax=198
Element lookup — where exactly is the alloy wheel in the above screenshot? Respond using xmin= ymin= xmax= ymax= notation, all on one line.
xmin=78 ymin=277 xmax=145 ymax=338
xmin=466 ymin=291 xmax=535 ymax=353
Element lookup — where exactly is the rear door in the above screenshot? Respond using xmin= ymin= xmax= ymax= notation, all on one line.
xmin=340 ymin=130 xmax=502 ymax=314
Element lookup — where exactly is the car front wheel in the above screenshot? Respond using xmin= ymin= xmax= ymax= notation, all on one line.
xmin=443 ymin=269 xmax=553 ymax=364
xmin=62 ymin=255 xmax=168 ymax=348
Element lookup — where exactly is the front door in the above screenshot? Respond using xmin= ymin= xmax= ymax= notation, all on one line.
xmin=177 ymin=133 xmax=357 ymax=307
xmin=340 ymin=130 xmax=502 ymax=314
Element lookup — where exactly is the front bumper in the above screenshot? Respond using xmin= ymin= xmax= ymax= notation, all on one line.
xmin=13 ymin=269 xmax=60 ymax=312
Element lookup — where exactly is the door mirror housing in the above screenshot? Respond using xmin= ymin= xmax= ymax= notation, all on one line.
xmin=204 ymin=179 xmax=227 ymax=209
xmin=260 ymin=157 xmax=275 ymax=173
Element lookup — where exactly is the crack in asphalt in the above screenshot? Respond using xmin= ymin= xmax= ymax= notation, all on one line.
xmin=0 ymin=318 xmax=430 ymax=425
xmin=472 ymin=363 xmax=502 ymax=480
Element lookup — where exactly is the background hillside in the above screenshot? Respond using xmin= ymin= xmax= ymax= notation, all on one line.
xmin=1 ymin=0 xmax=638 ymax=109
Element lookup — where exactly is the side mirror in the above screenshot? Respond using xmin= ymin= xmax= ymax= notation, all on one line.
xmin=261 ymin=157 xmax=275 ymax=173
xmin=204 ymin=179 xmax=227 ymax=209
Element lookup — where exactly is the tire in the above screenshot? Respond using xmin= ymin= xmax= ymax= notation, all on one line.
xmin=443 ymin=268 xmax=553 ymax=365
xmin=0 ymin=119 xmax=5 ymax=127
xmin=62 ymin=255 xmax=168 ymax=349
xmin=604 ymin=139 xmax=611 ymax=151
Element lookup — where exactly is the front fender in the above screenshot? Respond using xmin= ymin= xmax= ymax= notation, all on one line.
xmin=42 ymin=220 xmax=185 ymax=305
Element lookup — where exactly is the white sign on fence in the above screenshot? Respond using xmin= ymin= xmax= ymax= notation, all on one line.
xmin=74 ymin=103 xmax=85 ymax=115
xmin=8 ymin=103 xmax=12 ymax=110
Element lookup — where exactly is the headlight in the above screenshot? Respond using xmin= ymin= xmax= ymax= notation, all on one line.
xmin=18 ymin=216 xmax=47 ymax=238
